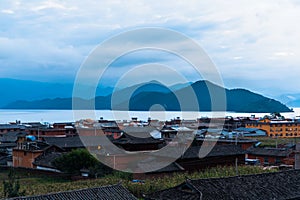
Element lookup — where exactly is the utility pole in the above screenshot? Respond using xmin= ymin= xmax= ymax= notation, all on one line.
xmin=235 ymin=133 xmax=239 ymax=176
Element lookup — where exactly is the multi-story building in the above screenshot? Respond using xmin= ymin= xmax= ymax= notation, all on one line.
xmin=246 ymin=118 xmax=300 ymax=138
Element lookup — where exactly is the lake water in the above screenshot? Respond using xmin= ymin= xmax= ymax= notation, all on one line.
xmin=1 ymin=108 xmax=300 ymax=123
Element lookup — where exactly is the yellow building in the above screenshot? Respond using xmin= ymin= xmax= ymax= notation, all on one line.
xmin=245 ymin=118 xmax=300 ymax=138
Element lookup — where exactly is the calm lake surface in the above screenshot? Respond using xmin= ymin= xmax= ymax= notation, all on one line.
xmin=0 ymin=108 xmax=299 ymax=123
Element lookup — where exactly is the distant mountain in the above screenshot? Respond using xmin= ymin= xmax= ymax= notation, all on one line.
xmin=0 ymin=78 xmax=114 ymax=107
xmin=3 ymin=80 xmax=292 ymax=113
xmin=116 ymin=80 xmax=291 ymax=112
xmin=169 ymin=82 xmax=192 ymax=91
xmin=226 ymin=88 xmax=291 ymax=113
xmin=109 ymin=80 xmax=172 ymax=107
xmin=276 ymin=93 xmax=300 ymax=107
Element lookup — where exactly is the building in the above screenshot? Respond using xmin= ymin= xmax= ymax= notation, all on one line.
xmin=113 ymin=132 xmax=165 ymax=151
xmin=176 ymin=144 xmax=245 ymax=171
xmin=44 ymin=135 xmax=107 ymax=153
xmin=246 ymin=117 xmax=300 ymax=138
xmin=233 ymin=127 xmax=267 ymax=137
xmin=160 ymin=126 xmax=178 ymax=139
xmin=44 ymin=136 xmax=85 ymax=151
xmin=194 ymin=138 xmax=258 ymax=150
xmin=12 ymin=141 xmax=62 ymax=168
xmin=0 ymin=124 xmax=24 ymax=133
xmin=8 ymin=184 xmax=137 ymax=200
xmin=32 ymin=151 xmax=62 ymax=172
xmin=96 ymin=119 xmax=123 ymax=139
xmin=145 ymin=170 xmax=300 ymax=200
xmin=247 ymin=147 xmax=294 ymax=166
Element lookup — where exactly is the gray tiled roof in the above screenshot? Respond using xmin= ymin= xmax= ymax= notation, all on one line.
xmin=9 ymin=184 xmax=137 ymax=200
xmin=44 ymin=136 xmax=85 ymax=149
xmin=0 ymin=124 xmax=23 ymax=130
xmin=156 ymin=144 xmax=245 ymax=160
xmin=0 ymin=131 xmax=27 ymax=143
xmin=146 ymin=170 xmax=300 ymax=200
xmin=182 ymin=145 xmax=245 ymax=159
xmin=247 ymin=147 xmax=292 ymax=157
xmin=44 ymin=136 xmax=106 ymax=149
xmin=113 ymin=133 xmax=164 ymax=145
xmin=32 ymin=152 xmax=63 ymax=169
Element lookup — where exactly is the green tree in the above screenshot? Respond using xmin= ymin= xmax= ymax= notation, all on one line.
xmin=88 ymin=162 xmax=113 ymax=178
xmin=52 ymin=149 xmax=98 ymax=175
xmin=3 ymin=168 xmax=26 ymax=198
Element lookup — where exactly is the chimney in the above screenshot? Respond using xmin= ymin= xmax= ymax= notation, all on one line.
xmin=295 ymin=143 xmax=300 ymax=170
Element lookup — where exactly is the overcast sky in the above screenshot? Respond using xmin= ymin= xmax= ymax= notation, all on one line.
xmin=1 ymin=0 xmax=300 ymax=97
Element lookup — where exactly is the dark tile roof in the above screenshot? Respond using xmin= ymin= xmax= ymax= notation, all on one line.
xmin=146 ymin=170 xmax=300 ymax=200
xmin=32 ymin=152 xmax=63 ymax=169
xmin=0 ymin=124 xmax=23 ymax=130
xmin=96 ymin=120 xmax=119 ymax=129
xmin=247 ymin=147 xmax=292 ymax=157
xmin=53 ymin=122 xmax=74 ymax=125
xmin=182 ymin=145 xmax=245 ymax=159
xmin=122 ymin=126 xmax=159 ymax=137
xmin=132 ymin=155 xmax=185 ymax=174
xmin=0 ymin=131 xmax=27 ymax=143
xmin=0 ymin=143 xmax=17 ymax=148
xmin=149 ymin=162 xmax=184 ymax=174
xmin=0 ymin=155 xmax=12 ymax=165
xmin=22 ymin=122 xmax=46 ymax=128
xmin=8 ymin=184 xmax=137 ymax=200
xmin=113 ymin=133 xmax=164 ymax=145
xmin=44 ymin=136 xmax=109 ymax=149
xmin=160 ymin=126 xmax=178 ymax=133
xmin=196 ymin=138 xmax=259 ymax=144
xmin=156 ymin=144 xmax=245 ymax=160
xmin=44 ymin=136 xmax=85 ymax=149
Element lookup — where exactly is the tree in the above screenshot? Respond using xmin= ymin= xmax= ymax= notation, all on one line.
xmin=3 ymin=168 xmax=26 ymax=198
xmin=270 ymin=112 xmax=284 ymax=119
xmin=52 ymin=149 xmax=99 ymax=175
xmin=88 ymin=162 xmax=113 ymax=178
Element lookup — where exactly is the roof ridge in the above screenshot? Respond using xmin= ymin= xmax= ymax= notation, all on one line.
xmin=188 ymin=169 xmax=300 ymax=182
xmin=9 ymin=183 xmax=129 ymax=199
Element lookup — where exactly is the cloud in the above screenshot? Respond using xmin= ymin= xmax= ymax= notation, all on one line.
xmin=0 ymin=0 xmax=300 ymax=95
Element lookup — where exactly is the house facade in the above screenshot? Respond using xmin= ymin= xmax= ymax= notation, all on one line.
xmin=246 ymin=118 xmax=300 ymax=138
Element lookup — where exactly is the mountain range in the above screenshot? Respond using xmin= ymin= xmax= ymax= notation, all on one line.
xmin=275 ymin=93 xmax=300 ymax=107
xmin=1 ymin=79 xmax=292 ymax=113
xmin=0 ymin=78 xmax=114 ymax=107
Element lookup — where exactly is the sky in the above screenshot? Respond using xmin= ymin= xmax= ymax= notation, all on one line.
xmin=1 ymin=0 xmax=300 ymax=97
